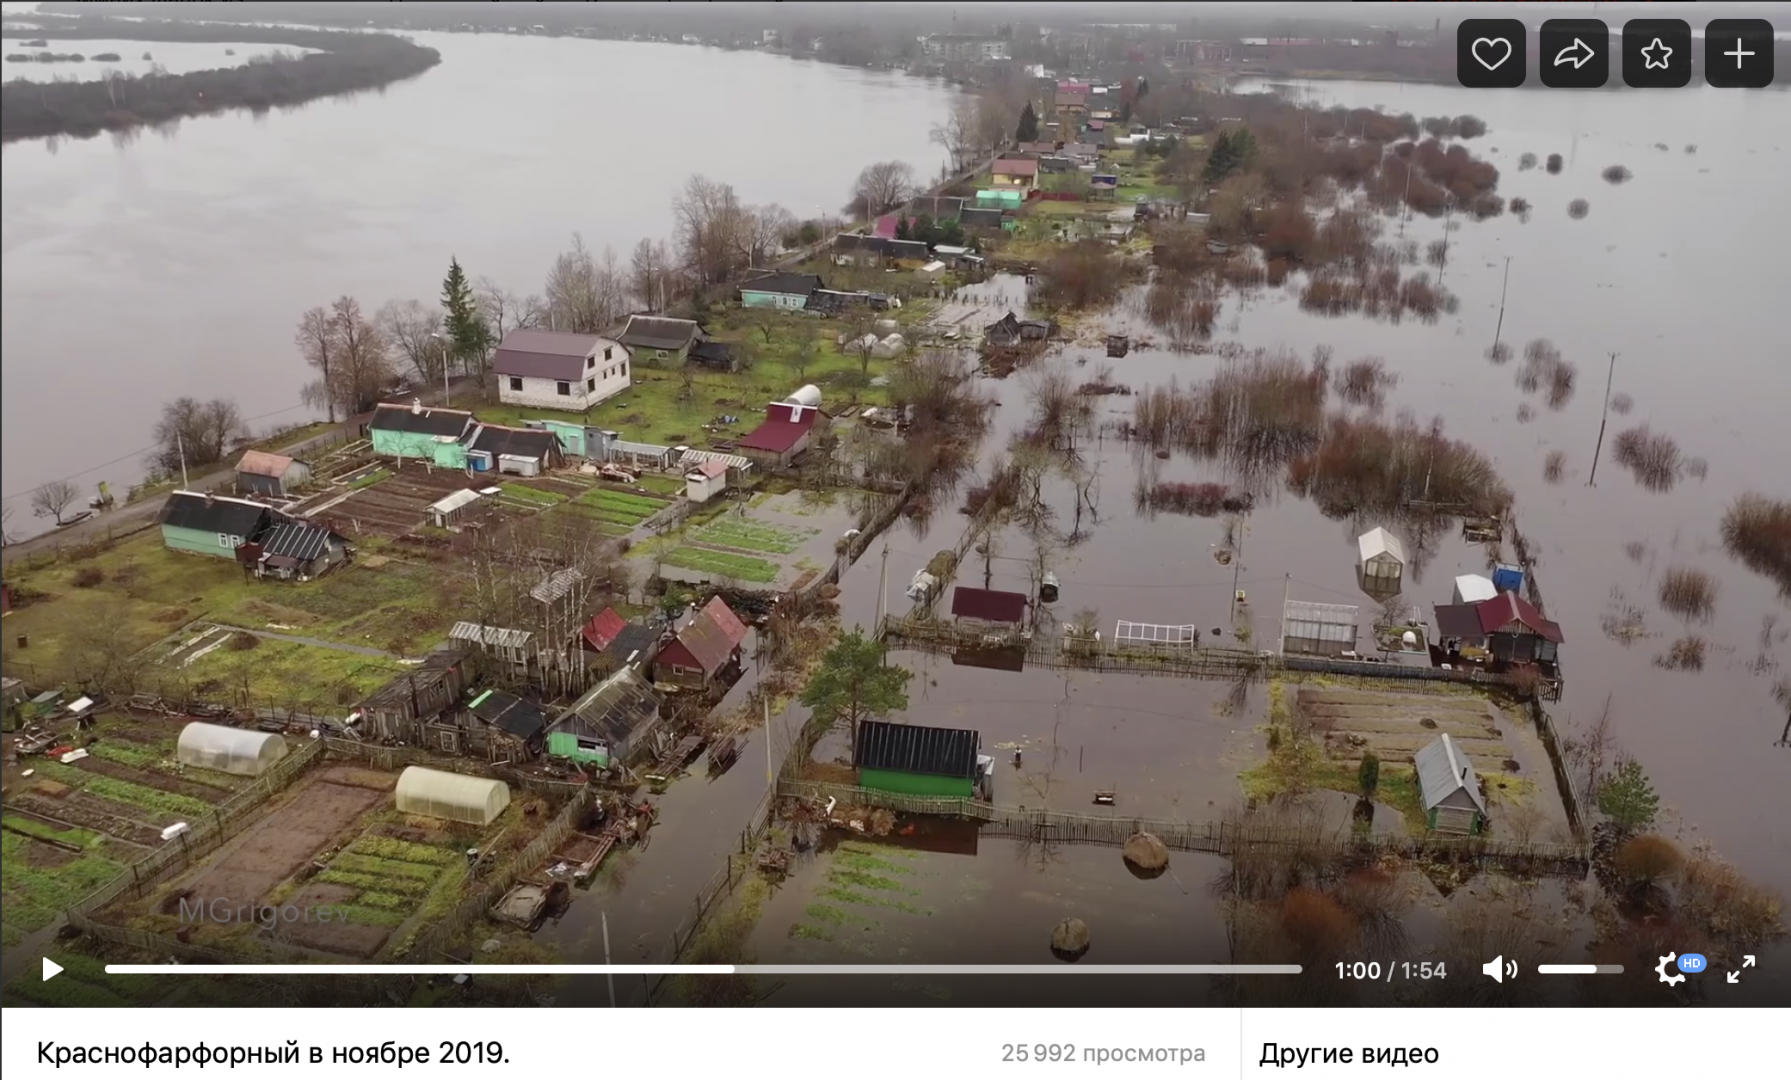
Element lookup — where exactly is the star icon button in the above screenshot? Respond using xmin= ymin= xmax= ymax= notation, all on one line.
xmin=1623 ymin=19 xmax=1691 ymax=87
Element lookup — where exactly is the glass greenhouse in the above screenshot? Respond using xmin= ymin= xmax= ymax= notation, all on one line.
xmin=394 ymin=767 xmax=510 ymax=826
xmin=175 ymin=722 xmax=289 ymax=777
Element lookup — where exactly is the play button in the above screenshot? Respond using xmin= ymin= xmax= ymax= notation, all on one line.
xmin=43 ymin=957 xmax=63 ymax=981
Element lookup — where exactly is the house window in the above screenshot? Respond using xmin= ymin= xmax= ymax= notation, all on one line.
xmin=604 ymin=346 xmax=613 ymax=361
xmin=217 ymin=533 xmax=238 ymax=548
xmin=586 ymin=355 xmax=595 ymax=369
xmin=437 ymin=730 xmax=456 ymax=753
xmin=508 ymin=376 xmax=523 ymax=392
xmin=655 ymin=349 xmax=667 ymax=359
xmin=556 ymin=381 xmax=571 ymax=396
xmin=586 ymin=377 xmax=596 ymax=392
xmin=620 ymin=361 xmax=628 ymax=378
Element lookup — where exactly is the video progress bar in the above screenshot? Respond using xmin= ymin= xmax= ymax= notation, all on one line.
xmin=108 ymin=964 xmax=1301 ymax=977
xmin=1536 ymin=965 xmax=1625 ymax=975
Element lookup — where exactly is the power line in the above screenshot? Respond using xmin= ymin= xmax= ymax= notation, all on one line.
xmin=2 ymin=403 xmax=314 ymax=503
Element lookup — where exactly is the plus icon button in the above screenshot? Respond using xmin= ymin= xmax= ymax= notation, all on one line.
xmin=1704 ymin=19 xmax=1774 ymax=88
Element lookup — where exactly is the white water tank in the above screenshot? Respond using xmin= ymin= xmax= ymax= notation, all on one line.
xmin=785 ymin=384 xmax=823 ymax=409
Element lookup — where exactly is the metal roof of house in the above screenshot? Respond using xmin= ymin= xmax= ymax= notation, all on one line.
xmin=738 ymin=414 xmax=813 ymax=454
xmin=491 ymin=328 xmax=607 ymax=382
xmin=1474 ymin=591 xmax=1564 ymax=643
xmin=529 ymin=568 xmax=584 ymax=604
xmin=678 ymin=448 xmax=750 ymax=472
xmin=854 ymin=720 xmax=980 ymax=779
xmin=469 ymin=424 xmax=561 ymax=461
xmin=689 ymin=340 xmax=735 ymax=366
xmin=993 ymin=158 xmax=1039 ymax=177
xmin=1357 ymin=526 xmax=1406 ymax=565
xmin=368 ymin=402 xmax=473 ymax=437
xmin=670 ymin=597 xmax=748 ymax=675
xmin=467 ymin=689 xmax=549 ymax=740
xmin=608 ymin=622 xmax=659 ymax=666
xmin=449 ymin=622 xmax=535 ymax=650
xmin=688 ymin=458 xmax=730 ymax=479
xmin=256 ymin=523 xmax=340 ymax=563
xmin=1432 ymin=603 xmax=1487 ymax=641
xmin=237 ymin=450 xmax=295 ymax=478
xmin=1453 ymin=574 xmax=1497 ymax=604
xmin=428 ymin=489 xmax=483 ymax=515
xmin=951 ymin=586 xmax=1029 ymax=624
xmin=581 ymin=608 xmax=627 ymax=652
xmin=1415 ymin=733 xmax=1488 ymax=814
xmin=618 ymin=315 xmax=698 ymax=352
xmin=1282 ymin=599 xmax=1359 ymax=644
xmin=741 ymin=272 xmax=822 ymax=297
xmin=551 ymin=666 xmax=663 ymax=747
xmin=158 ymin=491 xmax=285 ymax=539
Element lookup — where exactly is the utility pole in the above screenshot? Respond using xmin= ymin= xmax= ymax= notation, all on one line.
xmin=602 ymin=911 xmax=615 ymax=1008
xmin=1587 ymin=352 xmax=1617 ymax=487
xmin=876 ymin=540 xmax=890 ymax=630
xmin=1399 ymin=157 xmax=1413 ymax=235
xmin=1492 ymin=256 xmax=1512 ymax=353
xmin=176 ymin=431 xmax=189 ymax=489
xmin=764 ymin=696 xmax=774 ymax=793
xmin=1228 ymin=520 xmax=1246 ymax=621
xmin=1279 ymin=573 xmax=1291 ymax=656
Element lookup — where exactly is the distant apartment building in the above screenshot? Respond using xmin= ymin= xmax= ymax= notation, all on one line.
xmin=923 ymin=33 xmax=1012 ymax=62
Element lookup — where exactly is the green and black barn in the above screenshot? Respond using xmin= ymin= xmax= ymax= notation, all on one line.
xmin=854 ymin=720 xmax=985 ymax=799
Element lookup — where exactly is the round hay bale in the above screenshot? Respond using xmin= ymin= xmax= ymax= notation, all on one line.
xmin=1050 ymin=918 xmax=1090 ymax=961
xmin=1122 ymin=832 xmax=1169 ymax=879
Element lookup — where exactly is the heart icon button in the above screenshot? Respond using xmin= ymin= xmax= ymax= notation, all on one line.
xmin=1473 ymin=37 xmax=1513 ymax=71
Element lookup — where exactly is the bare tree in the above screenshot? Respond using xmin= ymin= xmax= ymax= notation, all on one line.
xmin=376 ymin=298 xmax=445 ymax=383
xmin=972 ymin=92 xmax=1015 ymax=161
xmin=544 ymin=233 xmax=625 ymax=333
xmin=31 ymin=479 xmax=82 ymax=525
xmin=850 ymin=160 xmax=916 ymax=219
xmin=1 ymin=502 xmax=14 ymax=545
xmin=930 ymin=101 xmax=976 ymax=174
xmin=151 ymin=397 xmax=244 ymax=473
xmin=333 ymin=295 xmax=399 ymax=419
xmin=672 ymin=174 xmax=748 ymax=287
xmin=63 ymin=600 xmax=146 ymax=694
xmin=740 ymin=203 xmax=795 ymax=268
xmin=628 ymin=237 xmax=673 ymax=312
xmin=294 ymin=305 xmax=337 ymax=422
xmin=476 ymin=277 xmax=546 ymax=353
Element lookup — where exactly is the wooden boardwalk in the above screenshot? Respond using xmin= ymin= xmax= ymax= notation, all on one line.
xmin=779 ymin=780 xmax=1589 ymax=879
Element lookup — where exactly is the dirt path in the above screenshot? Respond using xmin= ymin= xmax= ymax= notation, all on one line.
xmin=208 ymin=624 xmax=402 ymax=660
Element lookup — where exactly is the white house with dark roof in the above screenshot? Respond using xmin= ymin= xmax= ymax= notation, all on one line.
xmin=492 ymin=328 xmax=629 ymax=412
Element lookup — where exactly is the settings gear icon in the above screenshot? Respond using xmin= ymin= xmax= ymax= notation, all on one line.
xmin=1657 ymin=953 xmax=1685 ymax=986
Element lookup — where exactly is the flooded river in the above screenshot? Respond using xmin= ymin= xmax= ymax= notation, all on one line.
xmin=0 ymin=31 xmax=959 ymax=522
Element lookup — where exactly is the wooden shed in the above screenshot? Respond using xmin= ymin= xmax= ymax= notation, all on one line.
xmin=1415 ymin=733 xmax=1488 ymax=835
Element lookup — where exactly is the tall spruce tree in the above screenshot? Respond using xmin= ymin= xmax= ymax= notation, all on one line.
xmin=440 ymin=257 xmax=491 ymax=376
xmin=1015 ymin=100 xmax=1040 ymax=144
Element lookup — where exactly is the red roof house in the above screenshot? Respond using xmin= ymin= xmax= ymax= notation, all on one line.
xmin=737 ymin=400 xmax=821 ymax=469
xmin=652 ymin=597 xmax=748 ymax=690
xmin=580 ymin=608 xmax=627 ymax=653
xmin=950 ymin=586 xmax=1029 ymax=627
xmin=1432 ymin=590 xmax=1563 ymax=668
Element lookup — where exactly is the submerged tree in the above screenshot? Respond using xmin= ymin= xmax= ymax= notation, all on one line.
xmin=799 ymin=628 xmax=912 ymax=750
xmin=1596 ymin=757 xmax=1661 ymax=833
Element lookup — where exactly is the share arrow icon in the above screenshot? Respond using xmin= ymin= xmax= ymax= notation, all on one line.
xmin=1555 ymin=38 xmax=1595 ymax=69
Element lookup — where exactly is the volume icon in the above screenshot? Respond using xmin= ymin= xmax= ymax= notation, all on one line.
xmin=1482 ymin=955 xmax=1518 ymax=983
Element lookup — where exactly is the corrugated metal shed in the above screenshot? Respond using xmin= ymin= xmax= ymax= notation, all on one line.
xmin=854 ymin=720 xmax=980 ymax=778
xmin=1415 ymin=733 xmax=1488 ymax=814
xmin=429 ymin=489 xmax=483 ymax=516
xmin=449 ymin=622 xmax=535 ymax=650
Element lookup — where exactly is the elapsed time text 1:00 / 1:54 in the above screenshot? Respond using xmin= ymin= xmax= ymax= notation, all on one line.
xmin=1335 ymin=961 xmax=1448 ymax=980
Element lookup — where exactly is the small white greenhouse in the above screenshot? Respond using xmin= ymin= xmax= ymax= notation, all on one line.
xmin=394 ymin=766 xmax=510 ymax=826
xmin=176 ymin=722 xmax=289 ymax=777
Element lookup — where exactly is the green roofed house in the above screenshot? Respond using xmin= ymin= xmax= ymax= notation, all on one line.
xmin=366 ymin=401 xmax=475 ymax=465
xmin=157 ymin=491 xmax=289 ymax=559
xmin=854 ymin=719 xmax=983 ymax=798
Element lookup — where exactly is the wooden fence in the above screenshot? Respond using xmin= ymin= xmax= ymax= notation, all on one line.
xmin=639 ymin=791 xmax=777 ymax=1003
xmin=3 ymin=520 xmax=159 ymax=573
xmin=66 ymin=737 xmax=327 ymax=921
xmin=395 ymin=785 xmax=597 ymax=961
xmin=776 ymin=780 xmax=1590 ymax=878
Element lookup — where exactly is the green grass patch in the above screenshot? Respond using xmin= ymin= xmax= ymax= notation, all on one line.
xmin=315 ymin=869 xmax=434 ymax=894
xmin=790 ymin=923 xmax=835 ymax=941
xmin=79 ymin=776 xmax=212 ymax=818
xmin=336 ymin=904 xmax=407 ymax=927
xmin=819 ymin=886 xmax=932 ymax=915
xmin=356 ymin=891 xmax=414 ymax=910
xmin=1 ymin=831 xmax=125 ymax=943
xmin=349 ymin=836 xmax=456 ymax=864
xmin=7 ymin=972 xmax=131 ymax=1008
xmin=803 ymin=902 xmax=848 ymax=925
xmin=496 ymin=484 xmax=566 ymax=507
xmin=3 ymin=815 xmax=104 ymax=849
xmin=659 ymin=546 xmax=780 ymax=583
xmin=826 ymin=868 xmax=916 ymax=894
xmin=85 ymin=740 xmax=172 ymax=769
xmin=169 ymin=636 xmax=404 ymax=715
xmin=834 ymin=843 xmax=918 ymax=876
xmin=349 ymin=468 xmax=392 ymax=490
xmin=577 ymin=488 xmax=670 ymax=526
xmin=633 ymin=473 xmax=685 ymax=496
xmin=691 ymin=519 xmax=815 ymax=555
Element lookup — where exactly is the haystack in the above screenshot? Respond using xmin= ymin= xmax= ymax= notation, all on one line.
xmin=1122 ymin=831 xmax=1169 ymax=879
xmin=1050 ymin=918 xmax=1090 ymax=962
